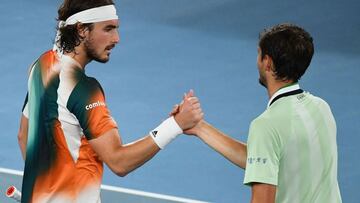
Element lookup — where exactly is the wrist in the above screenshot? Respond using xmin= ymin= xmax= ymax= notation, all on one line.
xmin=173 ymin=114 xmax=185 ymax=130
xmin=150 ymin=116 xmax=183 ymax=149
xmin=194 ymin=120 xmax=209 ymax=138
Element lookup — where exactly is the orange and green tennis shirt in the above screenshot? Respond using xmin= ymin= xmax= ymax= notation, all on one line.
xmin=21 ymin=50 xmax=117 ymax=203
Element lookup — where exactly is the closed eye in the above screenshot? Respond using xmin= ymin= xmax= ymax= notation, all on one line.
xmin=104 ymin=25 xmax=118 ymax=32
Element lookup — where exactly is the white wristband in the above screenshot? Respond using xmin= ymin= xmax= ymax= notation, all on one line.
xmin=150 ymin=116 xmax=183 ymax=149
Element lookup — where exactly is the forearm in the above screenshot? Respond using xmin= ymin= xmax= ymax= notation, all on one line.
xmin=111 ymin=135 xmax=160 ymax=176
xmin=90 ymin=129 xmax=161 ymax=177
xmin=92 ymin=92 xmax=203 ymax=177
xmin=195 ymin=121 xmax=247 ymax=169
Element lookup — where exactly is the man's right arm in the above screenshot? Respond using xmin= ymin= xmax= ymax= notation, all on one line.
xmin=89 ymin=93 xmax=203 ymax=177
xmin=189 ymin=121 xmax=247 ymax=169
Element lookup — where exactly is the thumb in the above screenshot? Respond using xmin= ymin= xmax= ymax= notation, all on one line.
xmin=169 ymin=104 xmax=180 ymax=116
xmin=183 ymin=92 xmax=187 ymax=100
xmin=186 ymin=89 xmax=195 ymax=98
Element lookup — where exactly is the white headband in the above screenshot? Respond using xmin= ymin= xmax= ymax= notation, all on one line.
xmin=65 ymin=5 xmax=118 ymax=25
xmin=53 ymin=5 xmax=118 ymax=52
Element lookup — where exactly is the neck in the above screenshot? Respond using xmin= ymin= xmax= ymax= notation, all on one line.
xmin=266 ymin=80 xmax=295 ymax=99
xmin=65 ymin=45 xmax=91 ymax=69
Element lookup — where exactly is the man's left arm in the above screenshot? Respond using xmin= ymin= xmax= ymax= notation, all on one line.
xmin=18 ymin=114 xmax=28 ymax=160
xmin=251 ymin=183 xmax=276 ymax=203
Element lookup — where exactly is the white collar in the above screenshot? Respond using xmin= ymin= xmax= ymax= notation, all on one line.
xmin=267 ymin=83 xmax=300 ymax=108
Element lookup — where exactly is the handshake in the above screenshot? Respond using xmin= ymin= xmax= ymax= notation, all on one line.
xmin=170 ymin=89 xmax=204 ymax=136
xmin=149 ymin=89 xmax=204 ymax=150
xmin=150 ymin=89 xmax=246 ymax=169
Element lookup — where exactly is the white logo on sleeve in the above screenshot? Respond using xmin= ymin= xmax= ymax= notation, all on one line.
xmin=85 ymin=101 xmax=106 ymax=110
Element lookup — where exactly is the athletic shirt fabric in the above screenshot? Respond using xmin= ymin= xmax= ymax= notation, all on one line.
xmin=21 ymin=50 xmax=118 ymax=203
xmin=243 ymin=84 xmax=342 ymax=203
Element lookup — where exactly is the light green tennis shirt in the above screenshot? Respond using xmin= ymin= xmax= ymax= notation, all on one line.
xmin=244 ymin=84 xmax=342 ymax=203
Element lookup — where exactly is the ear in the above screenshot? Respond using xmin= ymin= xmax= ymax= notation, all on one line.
xmin=77 ymin=23 xmax=89 ymax=39
xmin=263 ymin=55 xmax=274 ymax=72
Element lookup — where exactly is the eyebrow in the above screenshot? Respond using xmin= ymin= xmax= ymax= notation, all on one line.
xmin=104 ymin=24 xmax=119 ymax=29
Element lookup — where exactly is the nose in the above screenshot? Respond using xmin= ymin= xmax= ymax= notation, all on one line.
xmin=113 ymin=29 xmax=120 ymax=44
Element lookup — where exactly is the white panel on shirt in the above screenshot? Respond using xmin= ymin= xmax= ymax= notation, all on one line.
xmin=37 ymin=185 xmax=101 ymax=203
xmin=57 ymin=55 xmax=85 ymax=163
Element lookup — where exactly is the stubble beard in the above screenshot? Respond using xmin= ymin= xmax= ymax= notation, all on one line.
xmin=84 ymin=39 xmax=109 ymax=63
xmin=258 ymin=76 xmax=267 ymax=88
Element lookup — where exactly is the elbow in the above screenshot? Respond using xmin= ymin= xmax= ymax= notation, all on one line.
xmin=110 ymin=160 xmax=131 ymax=177
xmin=114 ymin=167 xmax=130 ymax=177
xmin=17 ymin=131 xmax=25 ymax=145
xmin=18 ymin=116 xmax=28 ymax=145
xmin=18 ymin=131 xmax=27 ymax=160
xmin=116 ymin=171 xmax=128 ymax=177
xmin=17 ymin=133 xmax=21 ymax=144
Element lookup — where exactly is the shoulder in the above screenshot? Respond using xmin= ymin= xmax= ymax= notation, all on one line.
xmin=307 ymin=92 xmax=330 ymax=105
xmin=250 ymin=108 xmax=279 ymax=129
xmin=250 ymin=114 xmax=269 ymax=129
xmin=249 ymin=113 xmax=274 ymax=138
xmin=303 ymin=92 xmax=333 ymax=114
xmin=39 ymin=50 xmax=57 ymax=59
xmin=66 ymin=76 xmax=105 ymax=110
xmin=75 ymin=76 xmax=104 ymax=96
xmin=29 ymin=50 xmax=58 ymax=71
xmin=38 ymin=50 xmax=59 ymax=66
xmin=248 ymin=110 xmax=283 ymax=148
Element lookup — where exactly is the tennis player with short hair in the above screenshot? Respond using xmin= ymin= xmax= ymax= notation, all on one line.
xmin=174 ymin=23 xmax=342 ymax=203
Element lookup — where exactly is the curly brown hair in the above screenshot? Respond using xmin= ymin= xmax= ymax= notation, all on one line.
xmin=56 ymin=0 xmax=115 ymax=53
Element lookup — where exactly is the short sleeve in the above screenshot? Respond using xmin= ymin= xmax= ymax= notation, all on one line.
xmin=67 ymin=77 xmax=117 ymax=140
xmin=243 ymin=117 xmax=281 ymax=186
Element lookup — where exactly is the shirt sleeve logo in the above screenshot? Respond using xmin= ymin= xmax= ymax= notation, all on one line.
xmin=85 ymin=101 xmax=106 ymax=110
xmin=248 ymin=157 xmax=268 ymax=165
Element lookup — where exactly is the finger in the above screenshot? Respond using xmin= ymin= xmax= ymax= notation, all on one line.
xmin=177 ymin=99 xmax=184 ymax=108
xmin=185 ymin=89 xmax=194 ymax=99
xmin=190 ymin=108 xmax=202 ymax=117
xmin=175 ymin=104 xmax=180 ymax=112
xmin=170 ymin=104 xmax=180 ymax=115
xmin=189 ymin=89 xmax=195 ymax=97
xmin=169 ymin=105 xmax=177 ymax=113
xmin=187 ymin=97 xmax=199 ymax=104
xmin=191 ymin=103 xmax=201 ymax=109
xmin=199 ymin=112 xmax=204 ymax=119
xmin=195 ymin=108 xmax=203 ymax=115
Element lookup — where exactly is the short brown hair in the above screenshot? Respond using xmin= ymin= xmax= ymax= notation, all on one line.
xmin=259 ymin=23 xmax=314 ymax=82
